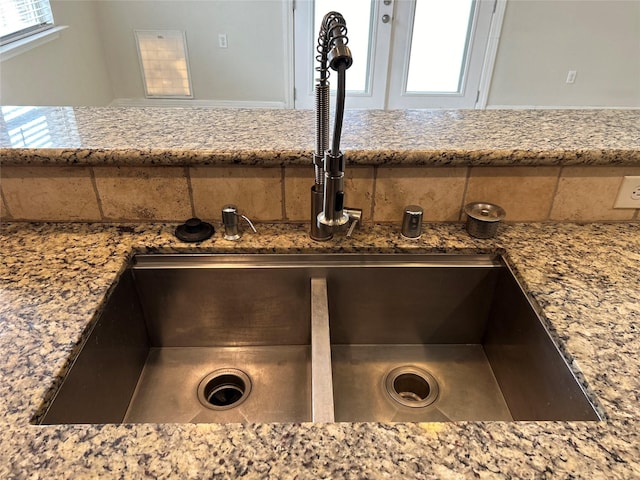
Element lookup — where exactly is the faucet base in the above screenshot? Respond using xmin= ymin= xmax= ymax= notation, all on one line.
xmin=310 ymin=185 xmax=333 ymax=241
xmin=317 ymin=211 xmax=350 ymax=228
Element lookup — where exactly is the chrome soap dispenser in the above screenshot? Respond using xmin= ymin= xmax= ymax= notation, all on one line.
xmin=221 ymin=204 xmax=257 ymax=241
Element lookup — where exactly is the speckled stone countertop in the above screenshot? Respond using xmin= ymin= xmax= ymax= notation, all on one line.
xmin=0 ymin=221 xmax=639 ymax=479
xmin=1 ymin=107 xmax=639 ymax=166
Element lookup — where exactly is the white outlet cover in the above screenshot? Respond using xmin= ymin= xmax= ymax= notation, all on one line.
xmin=614 ymin=176 xmax=640 ymax=208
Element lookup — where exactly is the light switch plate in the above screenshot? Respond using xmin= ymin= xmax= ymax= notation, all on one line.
xmin=613 ymin=176 xmax=640 ymax=208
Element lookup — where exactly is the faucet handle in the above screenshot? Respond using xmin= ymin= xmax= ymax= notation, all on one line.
xmin=343 ymin=208 xmax=362 ymax=238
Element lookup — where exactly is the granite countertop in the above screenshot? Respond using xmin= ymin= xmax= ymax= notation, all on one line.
xmin=0 ymin=221 xmax=639 ymax=478
xmin=2 ymin=107 xmax=639 ymax=166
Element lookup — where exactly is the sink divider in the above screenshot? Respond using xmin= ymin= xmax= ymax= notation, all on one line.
xmin=310 ymin=277 xmax=335 ymax=422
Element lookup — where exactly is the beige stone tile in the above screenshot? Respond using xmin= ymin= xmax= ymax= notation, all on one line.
xmin=374 ymin=167 xmax=468 ymax=222
xmin=94 ymin=166 xmax=191 ymax=221
xmin=465 ymin=167 xmax=559 ymax=221
xmin=190 ymin=167 xmax=282 ymax=221
xmin=284 ymin=167 xmax=374 ymax=222
xmin=1 ymin=166 xmax=101 ymax=221
xmin=550 ymin=166 xmax=640 ymax=221
xmin=0 ymin=182 xmax=10 ymax=220
xmin=283 ymin=167 xmax=311 ymax=222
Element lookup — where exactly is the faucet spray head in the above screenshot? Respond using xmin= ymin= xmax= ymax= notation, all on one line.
xmin=328 ymin=43 xmax=352 ymax=71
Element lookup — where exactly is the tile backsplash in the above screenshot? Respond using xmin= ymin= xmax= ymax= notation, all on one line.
xmin=1 ymin=164 xmax=639 ymax=223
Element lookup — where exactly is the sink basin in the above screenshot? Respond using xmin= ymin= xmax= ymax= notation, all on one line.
xmin=40 ymin=256 xmax=314 ymax=424
xmin=327 ymin=258 xmax=599 ymax=421
xmin=38 ymin=253 xmax=600 ymax=424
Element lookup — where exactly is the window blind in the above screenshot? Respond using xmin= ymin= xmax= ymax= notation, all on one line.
xmin=0 ymin=0 xmax=54 ymax=45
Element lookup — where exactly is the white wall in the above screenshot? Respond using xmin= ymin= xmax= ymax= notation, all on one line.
xmin=487 ymin=0 xmax=640 ymax=108
xmin=1 ymin=0 xmax=290 ymax=107
xmin=95 ymin=0 xmax=291 ymax=107
xmin=2 ymin=0 xmax=638 ymax=108
xmin=0 ymin=1 xmax=114 ymax=106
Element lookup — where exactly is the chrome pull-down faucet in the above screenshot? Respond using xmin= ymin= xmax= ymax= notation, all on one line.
xmin=310 ymin=11 xmax=361 ymax=241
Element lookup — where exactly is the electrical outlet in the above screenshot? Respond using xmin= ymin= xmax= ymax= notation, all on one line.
xmin=566 ymin=70 xmax=577 ymax=84
xmin=218 ymin=33 xmax=228 ymax=48
xmin=613 ymin=176 xmax=640 ymax=208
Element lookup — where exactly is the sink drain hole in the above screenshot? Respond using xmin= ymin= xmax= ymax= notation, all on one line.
xmin=198 ymin=369 xmax=252 ymax=410
xmin=385 ymin=366 xmax=439 ymax=408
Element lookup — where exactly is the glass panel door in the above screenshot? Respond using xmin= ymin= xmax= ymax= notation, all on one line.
xmin=294 ymin=0 xmax=497 ymax=109
xmin=314 ymin=0 xmax=374 ymax=94
xmin=387 ymin=0 xmax=496 ymax=108
xmin=294 ymin=0 xmax=392 ymax=109
xmin=405 ymin=0 xmax=475 ymax=93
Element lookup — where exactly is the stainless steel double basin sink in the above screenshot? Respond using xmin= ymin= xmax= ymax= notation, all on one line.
xmin=38 ymin=253 xmax=601 ymax=424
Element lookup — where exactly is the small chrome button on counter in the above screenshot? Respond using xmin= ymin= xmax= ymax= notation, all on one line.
xmin=401 ymin=205 xmax=423 ymax=239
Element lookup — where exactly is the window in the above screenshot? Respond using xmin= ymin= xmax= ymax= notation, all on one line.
xmin=386 ymin=0 xmax=497 ymax=109
xmin=134 ymin=30 xmax=193 ymax=98
xmin=1 ymin=106 xmax=79 ymax=147
xmin=313 ymin=0 xmax=375 ymax=94
xmin=405 ymin=0 xmax=475 ymax=93
xmin=0 ymin=0 xmax=54 ymax=46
